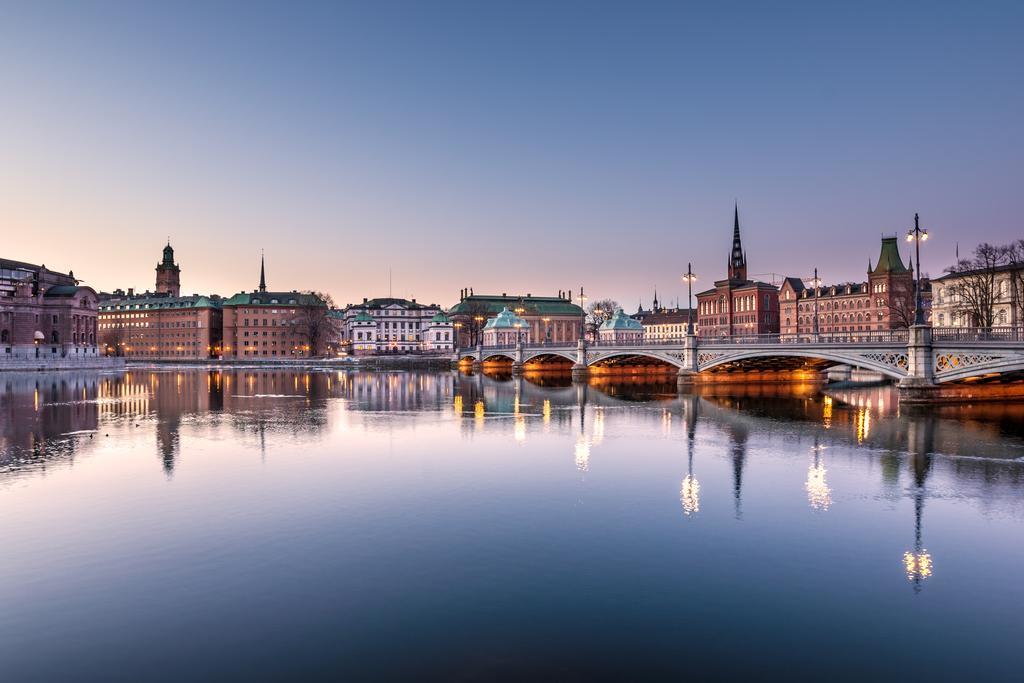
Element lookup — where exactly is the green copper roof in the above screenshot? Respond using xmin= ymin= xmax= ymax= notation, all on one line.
xmin=449 ymin=294 xmax=582 ymax=316
xmin=483 ymin=307 xmax=529 ymax=329
xmin=600 ymin=309 xmax=643 ymax=331
xmin=431 ymin=311 xmax=451 ymax=323
xmin=353 ymin=312 xmax=374 ymax=322
xmin=359 ymin=297 xmax=433 ymax=310
xmin=98 ymin=294 xmax=221 ymax=311
xmin=872 ymin=237 xmax=910 ymax=275
xmin=42 ymin=285 xmax=83 ymax=297
xmin=222 ymin=291 xmax=325 ymax=307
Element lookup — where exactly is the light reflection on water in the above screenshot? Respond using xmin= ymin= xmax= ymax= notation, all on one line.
xmin=1 ymin=368 xmax=1023 ymax=680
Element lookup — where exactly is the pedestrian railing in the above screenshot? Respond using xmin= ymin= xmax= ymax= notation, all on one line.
xmin=455 ymin=326 xmax=1024 ymax=354
xmin=931 ymin=326 xmax=1024 ymax=342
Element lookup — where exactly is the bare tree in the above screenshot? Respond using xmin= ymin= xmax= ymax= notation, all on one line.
xmin=100 ymin=325 xmax=126 ymax=356
xmin=945 ymin=244 xmax=1004 ymax=328
xmin=293 ymin=291 xmax=336 ymax=356
xmin=587 ymin=299 xmax=619 ymax=326
xmin=456 ymin=300 xmax=493 ymax=347
xmin=1003 ymin=239 xmax=1024 ymax=324
xmin=882 ymin=280 xmax=917 ymax=329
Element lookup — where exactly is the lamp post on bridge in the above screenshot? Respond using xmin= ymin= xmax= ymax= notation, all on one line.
xmin=906 ymin=213 xmax=929 ymax=326
xmin=576 ymin=287 xmax=588 ymax=343
xmin=811 ymin=268 xmax=822 ymax=342
xmin=681 ymin=263 xmax=697 ymax=336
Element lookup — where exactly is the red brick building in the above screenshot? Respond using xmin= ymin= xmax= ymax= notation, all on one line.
xmin=695 ymin=207 xmax=779 ymax=338
xmin=221 ymin=256 xmax=330 ymax=358
xmin=98 ymin=243 xmax=222 ymax=359
xmin=779 ymin=237 xmax=915 ymax=336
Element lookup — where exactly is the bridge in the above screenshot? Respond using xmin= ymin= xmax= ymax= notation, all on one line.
xmin=456 ymin=326 xmax=1024 ymax=403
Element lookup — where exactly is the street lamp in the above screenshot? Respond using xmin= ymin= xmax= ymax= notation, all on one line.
xmin=453 ymin=321 xmax=462 ymax=351
xmin=576 ymin=287 xmax=588 ymax=342
xmin=473 ymin=315 xmax=485 ymax=346
xmin=681 ymin=262 xmax=697 ymax=335
xmin=542 ymin=317 xmax=551 ymax=344
xmin=906 ymin=212 xmax=929 ymax=326
xmin=811 ymin=268 xmax=822 ymax=340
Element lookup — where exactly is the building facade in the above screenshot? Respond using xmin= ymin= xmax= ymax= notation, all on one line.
xmin=449 ymin=291 xmax=584 ymax=347
xmin=482 ymin=307 xmax=531 ymax=346
xmin=1 ymin=257 xmax=99 ymax=360
xmin=779 ymin=237 xmax=917 ymax=336
xmin=337 ymin=297 xmax=447 ymax=355
xmin=423 ymin=312 xmax=455 ymax=353
xmin=695 ymin=207 xmax=779 ymax=338
xmin=599 ymin=309 xmax=644 ymax=343
xmin=931 ymin=264 xmax=1023 ymax=328
xmin=97 ymin=244 xmax=223 ymax=359
xmin=98 ymin=293 xmax=222 ymax=359
xmin=221 ymin=256 xmax=329 ymax=358
xmin=633 ymin=300 xmax=697 ymax=340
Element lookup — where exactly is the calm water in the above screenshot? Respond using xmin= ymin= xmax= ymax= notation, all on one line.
xmin=2 ymin=369 xmax=1023 ymax=681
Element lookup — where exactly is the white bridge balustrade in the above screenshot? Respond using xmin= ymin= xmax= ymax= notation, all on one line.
xmin=455 ymin=326 xmax=1024 ymax=402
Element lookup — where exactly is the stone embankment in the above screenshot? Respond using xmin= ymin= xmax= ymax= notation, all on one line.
xmin=123 ymin=355 xmax=455 ymax=371
xmin=0 ymin=357 xmax=126 ymax=372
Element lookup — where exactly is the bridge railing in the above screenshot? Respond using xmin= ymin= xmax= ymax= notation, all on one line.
xmin=932 ymin=326 xmax=1024 ymax=342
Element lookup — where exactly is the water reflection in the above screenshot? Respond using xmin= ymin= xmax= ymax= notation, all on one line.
xmin=680 ymin=396 xmax=700 ymax=516
xmin=2 ymin=369 xmax=1024 ymax=679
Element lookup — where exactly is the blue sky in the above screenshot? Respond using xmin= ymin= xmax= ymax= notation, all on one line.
xmin=2 ymin=1 xmax=1021 ymax=307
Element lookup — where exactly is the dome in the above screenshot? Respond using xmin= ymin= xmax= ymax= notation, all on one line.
xmin=431 ymin=311 xmax=451 ymax=323
xmin=600 ymin=309 xmax=643 ymax=331
xmin=483 ymin=307 xmax=528 ymax=329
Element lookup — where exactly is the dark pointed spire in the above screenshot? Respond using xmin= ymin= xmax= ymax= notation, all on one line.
xmin=258 ymin=251 xmax=266 ymax=292
xmin=728 ymin=203 xmax=747 ymax=281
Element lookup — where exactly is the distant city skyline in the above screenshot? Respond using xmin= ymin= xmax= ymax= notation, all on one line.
xmin=3 ymin=2 xmax=1021 ymax=307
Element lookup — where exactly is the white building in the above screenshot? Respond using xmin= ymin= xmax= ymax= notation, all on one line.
xmin=931 ymin=265 xmax=1022 ymax=328
xmin=633 ymin=305 xmax=698 ymax=341
xmin=338 ymin=297 xmax=449 ymax=355
xmin=423 ymin=312 xmax=455 ymax=353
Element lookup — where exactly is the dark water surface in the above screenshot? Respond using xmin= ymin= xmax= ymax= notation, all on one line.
xmin=1 ymin=369 xmax=1022 ymax=681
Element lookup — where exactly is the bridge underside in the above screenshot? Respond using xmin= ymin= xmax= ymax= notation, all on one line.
xmin=589 ymin=354 xmax=677 ymax=372
xmin=942 ymin=368 xmax=1024 ymax=385
xmin=523 ymin=353 xmax=574 ymax=370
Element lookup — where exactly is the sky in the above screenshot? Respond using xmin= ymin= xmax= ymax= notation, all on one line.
xmin=2 ymin=1 xmax=1022 ymax=309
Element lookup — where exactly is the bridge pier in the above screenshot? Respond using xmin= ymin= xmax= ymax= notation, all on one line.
xmin=571 ymin=339 xmax=589 ymax=380
xmin=898 ymin=325 xmax=940 ymax=403
xmin=471 ymin=343 xmax=483 ymax=372
xmin=677 ymin=334 xmax=699 ymax=389
xmin=511 ymin=340 xmax=525 ymax=376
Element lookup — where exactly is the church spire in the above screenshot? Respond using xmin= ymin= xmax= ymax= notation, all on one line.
xmin=259 ymin=251 xmax=267 ymax=293
xmin=728 ymin=203 xmax=748 ymax=281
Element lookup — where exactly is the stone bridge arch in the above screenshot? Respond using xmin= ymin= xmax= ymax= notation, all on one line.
xmin=522 ymin=350 xmax=577 ymax=365
xmin=696 ymin=347 xmax=909 ymax=380
xmin=586 ymin=349 xmax=685 ymax=369
xmin=933 ymin=348 xmax=1024 ymax=383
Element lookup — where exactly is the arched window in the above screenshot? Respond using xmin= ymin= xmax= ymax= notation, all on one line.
xmin=0 ymin=329 xmax=8 ymax=344
xmin=51 ymin=330 xmax=59 ymax=344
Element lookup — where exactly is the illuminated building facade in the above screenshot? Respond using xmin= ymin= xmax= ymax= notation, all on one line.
xmin=337 ymin=297 xmax=447 ymax=355
xmin=695 ymin=206 xmax=780 ymax=338
xmin=778 ymin=237 xmax=917 ymax=336
xmin=449 ymin=291 xmax=583 ymax=347
xmin=221 ymin=256 xmax=329 ymax=358
xmin=97 ymin=244 xmax=222 ymax=359
xmin=0 ymin=257 xmax=99 ymax=360
xmin=98 ymin=293 xmax=222 ymax=358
